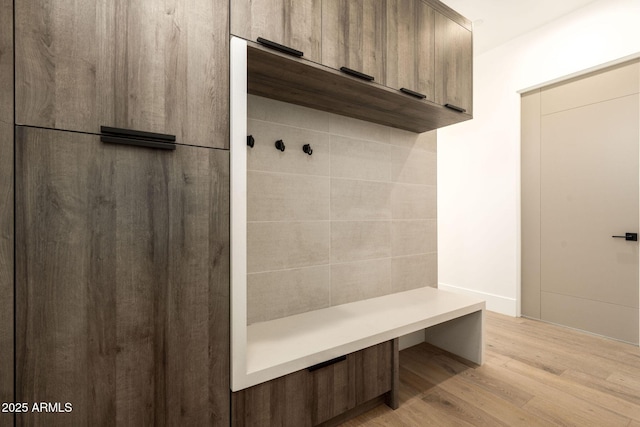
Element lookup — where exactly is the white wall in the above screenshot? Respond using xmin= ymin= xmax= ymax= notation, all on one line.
xmin=438 ymin=0 xmax=640 ymax=316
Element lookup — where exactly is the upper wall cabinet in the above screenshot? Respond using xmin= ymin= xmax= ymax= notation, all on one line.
xmin=386 ymin=0 xmax=435 ymax=102
xmin=238 ymin=0 xmax=472 ymax=132
xmin=15 ymin=0 xmax=229 ymax=149
xmin=231 ymin=0 xmax=322 ymax=63
xmin=435 ymin=11 xmax=473 ymax=114
xmin=322 ymin=0 xmax=387 ymax=84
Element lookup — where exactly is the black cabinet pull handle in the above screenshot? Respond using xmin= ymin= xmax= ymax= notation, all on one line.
xmin=275 ymin=140 xmax=285 ymax=152
xmin=400 ymin=88 xmax=427 ymax=99
xmin=257 ymin=37 xmax=303 ymax=58
xmin=101 ymin=126 xmax=175 ymax=142
xmin=247 ymin=135 xmax=255 ymax=148
xmin=100 ymin=126 xmax=176 ymax=150
xmin=101 ymin=135 xmax=176 ymax=150
xmin=307 ymin=355 xmax=347 ymax=372
xmin=340 ymin=67 xmax=374 ymax=82
xmin=445 ymin=103 xmax=467 ymax=113
xmin=302 ymin=144 xmax=312 ymax=155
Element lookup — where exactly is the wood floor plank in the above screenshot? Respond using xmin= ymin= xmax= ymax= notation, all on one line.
xmin=607 ymin=371 xmax=640 ymax=393
xmin=562 ymin=369 xmax=640 ymax=409
xmin=450 ymin=359 xmax=535 ymax=407
xmin=430 ymin=370 xmax=546 ymax=426
xmin=343 ymin=311 xmax=640 ymax=426
xmin=522 ymin=396 xmax=630 ymax=427
xmin=491 ymin=323 xmax=640 ymax=379
xmin=421 ymin=387 xmax=507 ymax=426
xmin=505 ymin=359 xmax=640 ymax=422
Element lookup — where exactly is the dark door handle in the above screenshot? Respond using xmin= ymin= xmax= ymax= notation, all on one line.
xmin=257 ymin=37 xmax=303 ymax=57
xmin=100 ymin=126 xmax=176 ymax=150
xmin=307 ymin=355 xmax=347 ymax=372
xmin=339 ymin=67 xmax=375 ymax=82
xmin=612 ymin=233 xmax=638 ymax=241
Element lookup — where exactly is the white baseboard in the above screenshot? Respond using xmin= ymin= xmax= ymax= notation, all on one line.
xmin=438 ymin=283 xmax=518 ymax=316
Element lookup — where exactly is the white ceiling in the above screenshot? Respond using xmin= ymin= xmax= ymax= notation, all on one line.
xmin=440 ymin=0 xmax=599 ymax=54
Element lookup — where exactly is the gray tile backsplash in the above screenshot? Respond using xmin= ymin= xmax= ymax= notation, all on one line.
xmin=330 ymin=135 xmax=391 ymax=181
xmin=247 ymin=171 xmax=330 ymax=222
xmin=247 ymin=222 xmax=330 ymax=273
xmin=246 ymin=95 xmax=437 ymax=324
xmin=331 ymin=221 xmax=391 ymax=263
xmin=331 ymin=179 xmax=393 ymax=221
xmin=248 ymin=266 xmax=331 ymax=324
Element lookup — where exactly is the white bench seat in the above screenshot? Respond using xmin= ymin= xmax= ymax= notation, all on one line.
xmin=240 ymin=287 xmax=485 ymax=390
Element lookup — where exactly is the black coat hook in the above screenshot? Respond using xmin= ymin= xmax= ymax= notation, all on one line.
xmin=275 ymin=140 xmax=285 ymax=152
xmin=247 ymin=135 xmax=255 ymax=148
xmin=303 ymin=144 xmax=313 ymax=155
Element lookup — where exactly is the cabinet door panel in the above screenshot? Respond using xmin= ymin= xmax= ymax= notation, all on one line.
xmin=232 ymin=370 xmax=313 ymax=427
xmin=355 ymin=340 xmax=393 ymax=404
xmin=232 ymin=0 xmax=322 ymax=63
xmin=0 ymin=0 xmax=13 ymax=415
xmin=435 ymin=12 xmax=472 ymax=114
xmin=16 ymin=127 xmax=229 ymax=426
xmin=386 ymin=0 xmax=416 ymax=91
xmin=15 ymin=0 xmax=229 ymax=149
xmin=0 ymin=122 xmax=13 ymax=421
xmin=322 ymin=0 xmax=387 ymax=84
xmin=312 ymin=357 xmax=356 ymax=425
xmin=416 ymin=1 xmax=435 ymax=101
xmin=386 ymin=0 xmax=434 ymax=101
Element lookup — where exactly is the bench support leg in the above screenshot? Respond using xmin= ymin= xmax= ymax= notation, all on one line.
xmin=384 ymin=338 xmax=400 ymax=410
xmin=424 ymin=310 xmax=484 ymax=365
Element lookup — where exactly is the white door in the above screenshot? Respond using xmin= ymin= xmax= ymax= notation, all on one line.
xmin=522 ymin=60 xmax=640 ymax=344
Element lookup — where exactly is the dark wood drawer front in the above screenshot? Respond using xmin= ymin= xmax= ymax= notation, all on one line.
xmin=232 ymin=341 xmax=395 ymax=426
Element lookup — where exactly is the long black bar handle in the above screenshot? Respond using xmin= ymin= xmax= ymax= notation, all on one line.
xmin=307 ymin=355 xmax=347 ymax=372
xmin=101 ymin=135 xmax=176 ymax=150
xmin=340 ymin=67 xmax=375 ymax=82
xmin=400 ymin=88 xmax=427 ymax=99
xmin=100 ymin=126 xmax=176 ymax=142
xmin=445 ymin=103 xmax=467 ymax=113
xmin=257 ymin=37 xmax=304 ymax=58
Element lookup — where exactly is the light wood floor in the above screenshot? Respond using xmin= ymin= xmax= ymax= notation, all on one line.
xmin=342 ymin=311 xmax=640 ymax=426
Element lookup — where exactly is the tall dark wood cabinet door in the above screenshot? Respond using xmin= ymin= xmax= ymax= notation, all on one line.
xmin=434 ymin=12 xmax=472 ymax=114
xmin=0 ymin=122 xmax=13 ymax=427
xmin=14 ymin=0 xmax=229 ymax=149
xmin=0 ymin=0 xmax=14 ymax=419
xmin=15 ymin=127 xmax=229 ymax=426
xmin=231 ymin=0 xmax=322 ymax=63
xmin=322 ymin=0 xmax=387 ymax=84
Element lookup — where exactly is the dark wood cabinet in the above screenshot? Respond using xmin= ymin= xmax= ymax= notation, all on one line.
xmin=0 ymin=0 xmax=13 ymax=418
xmin=0 ymin=122 xmax=13 ymax=425
xmin=416 ymin=1 xmax=436 ymax=101
xmin=312 ymin=357 xmax=356 ymax=424
xmin=232 ymin=341 xmax=395 ymax=427
xmin=322 ymin=0 xmax=387 ymax=84
xmin=386 ymin=0 xmax=435 ymax=101
xmin=435 ymin=11 xmax=473 ymax=114
xmin=231 ymin=0 xmax=322 ymax=63
xmin=15 ymin=127 xmax=230 ymax=426
xmin=15 ymin=0 xmax=229 ymax=149
xmin=386 ymin=0 xmax=418 ymax=93
xmin=354 ymin=341 xmax=394 ymax=405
